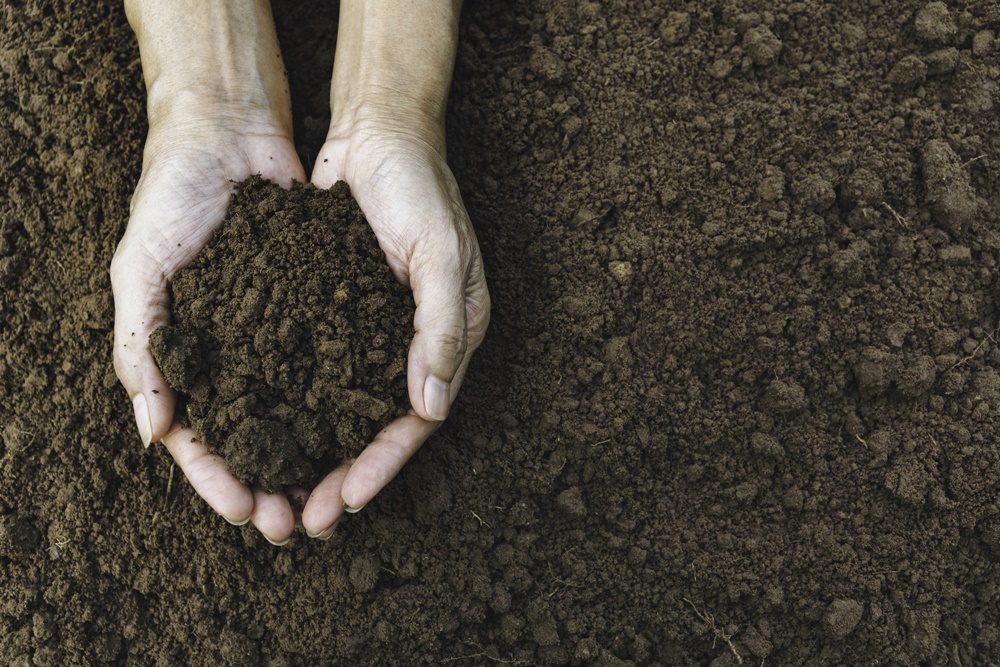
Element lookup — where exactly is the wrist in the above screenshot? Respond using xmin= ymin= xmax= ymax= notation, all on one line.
xmin=128 ymin=0 xmax=293 ymax=138
xmin=328 ymin=93 xmax=446 ymax=155
xmin=327 ymin=0 xmax=461 ymax=154
xmin=145 ymin=85 xmax=291 ymax=141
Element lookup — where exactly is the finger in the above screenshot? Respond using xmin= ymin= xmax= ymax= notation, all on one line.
xmin=407 ymin=244 xmax=470 ymax=422
xmin=250 ymin=488 xmax=296 ymax=546
xmin=162 ymin=426 xmax=254 ymax=524
xmin=340 ymin=412 xmax=438 ymax=511
xmin=301 ymin=461 xmax=351 ymax=538
xmin=110 ymin=243 xmax=177 ymax=447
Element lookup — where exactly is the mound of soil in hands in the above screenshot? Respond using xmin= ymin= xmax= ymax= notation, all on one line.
xmin=0 ymin=0 xmax=998 ymax=665
xmin=150 ymin=177 xmax=412 ymax=490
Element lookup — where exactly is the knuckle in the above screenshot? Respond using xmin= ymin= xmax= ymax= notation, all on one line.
xmin=468 ymin=298 xmax=491 ymax=345
xmin=430 ymin=327 xmax=468 ymax=363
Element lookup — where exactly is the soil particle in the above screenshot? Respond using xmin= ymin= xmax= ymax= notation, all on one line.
xmin=925 ymin=46 xmax=960 ymax=74
xmin=920 ymin=139 xmax=983 ymax=233
xmin=823 ymin=599 xmax=865 ymax=640
xmin=841 ymin=168 xmax=884 ymax=208
xmin=761 ymin=378 xmax=807 ymax=413
xmin=972 ymin=29 xmax=995 ymax=56
xmin=895 ymin=354 xmax=937 ymax=397
xmin=555 ymin=485 xmax=587 ymax=517
xmin=349 ymin=554 xmax=380 ymax=593
xmin=884 ymin=454 xmax=933 ymax=505
xmin=659 ymin=11 xmax=691 ymax=46
xmin=150 ymin=177 xmax=412 ymax=490
xmin=0 ymin=515 xmax=41 ymax=560
xmin=743 ymin=25 xmax=782 ymax=66
xmin=756 ymin=165 xmax=785 ymax=202
xmin=915 ymin=2 xmax=958 ymax=43
xmin=792 ymin=173 xmax=836 ymax=211
xmin=529 ymin=46 xmax=566 ymax=84
xmin=887 ymin=54 xmax=928 ymax=87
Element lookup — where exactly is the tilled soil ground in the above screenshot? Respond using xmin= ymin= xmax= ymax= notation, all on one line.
xmin=1 ymin=1 xmax=999 ymax=665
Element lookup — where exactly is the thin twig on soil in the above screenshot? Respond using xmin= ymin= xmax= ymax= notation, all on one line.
xmin=441 ymin=641 xmax=528 ymax=664
xmin=855 ymin=434 xmax=868 ymax=449
xmin=682 ymin=597 xmax=743 ymax=665
xmin=162 ymin=462 xmax=176 ymax=510
xmin=948 ymin=325 xmax=1000 ymax=371
xmin=48 ymin=535 xmax=72 ymax=558
xmin=471 ymin=511 xmax=491 ymax=528
xmin=546 ymin=575 xmax=582 ymax=599
xmin=962 ymin=154 xmax=986 ymax=167
xmin=880 ymin=202 xmax=909 ymax=228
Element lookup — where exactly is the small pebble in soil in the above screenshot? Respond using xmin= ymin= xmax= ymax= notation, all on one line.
xmin=823 ymin=599 xmax=865 ymax=639
xmin=887 ymin=54 xmax=927 ymax=87
xmin=921 ymin=139 xmax=984 ymax=233
xmin=743 ymin=25 xmax=782 ymax=66
xmin=914 ymin=2 xmax=957 ymax=44
xmin=659 ymin=11 xmax=690 ymax=45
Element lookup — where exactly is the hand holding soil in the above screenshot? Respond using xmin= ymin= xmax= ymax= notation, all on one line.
xmin=305 ymin=123 xmax=490 ymax=538
xmin=111 ymin=0 xmax=489 ymax=545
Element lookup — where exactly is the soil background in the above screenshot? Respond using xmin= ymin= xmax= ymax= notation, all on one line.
xmin=1 ymin=0 xmax=999 ymax=665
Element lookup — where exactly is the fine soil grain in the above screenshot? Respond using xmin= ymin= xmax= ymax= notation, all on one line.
xmin=149 ymin=177 xmax=411 ymax=491
xmin=1 ymin=0 xmax=998 ymax=665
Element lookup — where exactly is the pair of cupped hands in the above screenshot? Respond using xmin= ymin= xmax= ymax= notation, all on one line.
xmin=110 ymin=104 xmax=490 ymax=545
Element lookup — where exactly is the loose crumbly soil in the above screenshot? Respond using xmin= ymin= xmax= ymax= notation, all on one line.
xmin=149 ymin=177 xmax=411 ymax=491
xmin=1 ymin=1 xmax=999 ymax=665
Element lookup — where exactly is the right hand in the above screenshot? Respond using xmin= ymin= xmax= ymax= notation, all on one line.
xmin=110 ymin=109 xmax=306 ymax=544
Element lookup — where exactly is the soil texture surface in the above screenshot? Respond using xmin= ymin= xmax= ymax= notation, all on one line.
xmin=1 ymin=0 xmax=999 ymax=665
xmin=150 ymin=177 xmax=411 ymax=491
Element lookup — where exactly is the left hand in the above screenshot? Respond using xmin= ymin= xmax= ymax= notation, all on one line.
xmin=301 ymin=122 xmax=490 ymax=538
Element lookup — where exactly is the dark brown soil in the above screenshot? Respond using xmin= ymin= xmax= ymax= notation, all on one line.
xmin=149 ymin=177 xmax=411 ymax=491
xmin=1 ymin=0 xmax=999 ymax=665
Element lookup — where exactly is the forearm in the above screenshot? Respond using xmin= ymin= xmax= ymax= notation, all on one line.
xmin=125 ymin=0 xmax=291 ymax=132
xmin=329 ymin=0 xmax=462 ymax=151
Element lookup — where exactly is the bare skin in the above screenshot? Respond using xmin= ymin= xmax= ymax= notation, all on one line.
xmin=114 ymin=0 xmax=489 ymax=544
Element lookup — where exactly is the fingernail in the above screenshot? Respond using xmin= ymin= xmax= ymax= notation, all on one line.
xmin=264 ymin=535 xmax=290 ymax=547
xmin=133 ymin=393 xmax=152 ymax=448
xmin=306 ymin=525 xmax=336 ymax=540
xmin=343 ymin=502 xmax=366 ymax=514
xmin=423 ymin=375 xmax=451 ymax=421
xmin=225 ymin=516 xmax=251 ymax=527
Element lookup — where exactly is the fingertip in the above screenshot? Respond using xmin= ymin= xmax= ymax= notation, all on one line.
xmin=340 ymin=470 xmax=376 ymax=511
xmin=301 ymin=462 xmax=350 ymax=536
xmin=214 ymin=486 xmax=255 ymax=525
xmin=251 ymin=489 xmax=295 ymax=545
xmin=131 ymin=393 xmax=153 ymax=448
xmin=305 ymin=518 xmax=339 ymax=540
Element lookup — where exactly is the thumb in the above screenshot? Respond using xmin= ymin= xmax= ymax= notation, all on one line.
xmin=110 ymin=242 xmax=177 ymax=447
xmin=407 ymin=247 xmax=469 ymax=422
